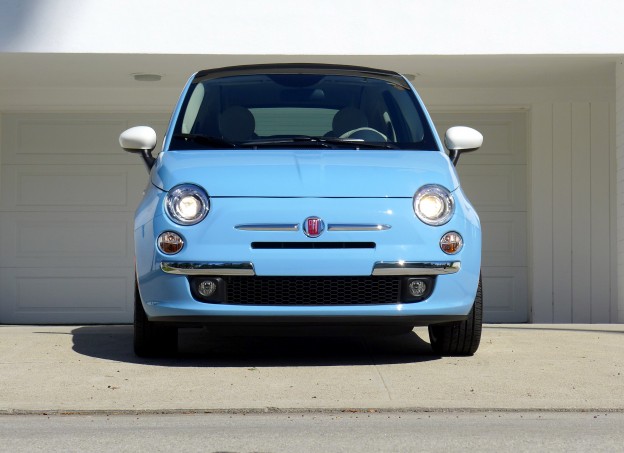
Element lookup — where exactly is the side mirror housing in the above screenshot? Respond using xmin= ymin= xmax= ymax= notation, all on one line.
xmin=119 ymin=126 xmax=157 ymax=169
xmin=444 ymin=126 xmax=483 ymax=166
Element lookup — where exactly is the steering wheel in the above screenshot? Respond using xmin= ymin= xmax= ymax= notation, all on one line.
xmin=339 ymin=127 xmax=388 ymax=141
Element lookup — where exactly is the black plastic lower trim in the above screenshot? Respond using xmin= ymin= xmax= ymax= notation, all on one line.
xmin=251 ymin=242 xmax=376 ymax=249
xmin=188 ymin=275 xmax=435 ymax=305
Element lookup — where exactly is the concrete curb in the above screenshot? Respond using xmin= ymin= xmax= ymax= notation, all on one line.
xmin=2 ymin=407 xmax=624 ymax=417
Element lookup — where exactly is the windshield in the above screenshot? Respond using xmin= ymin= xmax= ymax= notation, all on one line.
xmin=169 ymin=72 xmax=439 ymax=151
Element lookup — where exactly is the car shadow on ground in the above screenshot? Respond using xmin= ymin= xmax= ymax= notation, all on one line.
xmin=70 ymin=325 xmax=442 ymax=367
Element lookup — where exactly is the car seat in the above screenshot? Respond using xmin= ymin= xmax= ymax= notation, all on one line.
xmin=218 ymin=106 xmax=256 ymax=142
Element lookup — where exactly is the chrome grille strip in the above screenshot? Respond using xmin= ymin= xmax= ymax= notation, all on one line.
xmin=161 ymin=262 xmax=256 ymax=276
xmin=235 ymin=224 xmax=299 ymax=232
xmin=327 ymin=224 xmax=391 ymax=232
xmin=235 ymin=223 xmax=391 ymax=232
xmin=372 ymin=261 xmax=460 ymax=276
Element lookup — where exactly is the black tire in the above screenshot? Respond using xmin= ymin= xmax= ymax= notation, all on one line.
xmin=134 ymin=279 xmax=178 ymax=357
xmin=428 ymin=275 xmax=482 ymax=356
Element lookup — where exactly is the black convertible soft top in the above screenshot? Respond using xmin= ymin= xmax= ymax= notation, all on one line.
xmin=193 ymin=63 xmax=410 ymax=89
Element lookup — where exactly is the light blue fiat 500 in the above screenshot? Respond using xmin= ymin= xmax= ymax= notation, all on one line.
xmin=120 ymin=64 xmax=483 ymax=357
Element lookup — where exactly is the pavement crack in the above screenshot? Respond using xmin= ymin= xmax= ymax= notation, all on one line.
xmin=362 ymin=338 xmax=393 ymax=401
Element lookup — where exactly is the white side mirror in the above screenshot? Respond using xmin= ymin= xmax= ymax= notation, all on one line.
xmin=119 ymin=126 xmax=157 ymax=152
xmin=444 ymin=126 xmax=483 ymax=152
xmin=444 ymin=126 xmax=483 ymax=165
xmin=119 ymin=126 xmax=158 ymax=170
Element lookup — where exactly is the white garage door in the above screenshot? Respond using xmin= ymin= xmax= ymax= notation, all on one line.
xmin=432 ymin=111 xmax=528 ymax=322
xmin=0 ymin=113 xmax=168 ymax=324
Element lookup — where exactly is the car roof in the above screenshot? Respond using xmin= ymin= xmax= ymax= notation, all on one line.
xmin=193 ymin=63 xmax=410 ymax=89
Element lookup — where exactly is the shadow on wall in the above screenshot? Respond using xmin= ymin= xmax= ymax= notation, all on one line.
xmin=70 ymin=325 xmax=441 ymax=367
xmin=1 ymin=0 xmax=47 ymax=51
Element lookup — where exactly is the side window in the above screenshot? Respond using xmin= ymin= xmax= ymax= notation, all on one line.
xmin=382 ymin=111 xmax=396 ymax=141
xmin=181 ymin=84 xmax=205 ymax=133
xmin=390 ymin=91 xmax=424 ymax=142
xmin=382 ymin=90 xmax=425 ymax=143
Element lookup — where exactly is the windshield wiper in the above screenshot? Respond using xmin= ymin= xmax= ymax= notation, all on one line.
xmin=173 ymin=133 xmax=236 ymax=148
xmin=241 ymin=136 xmax=399 ymax=150
xmin=241 ymin=136 xmax=335 ymax=149
xmin=319 ymin=137 xmax=400 ymax=150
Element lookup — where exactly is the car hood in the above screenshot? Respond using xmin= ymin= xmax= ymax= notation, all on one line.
xmin=151 ymin=149 xmax=459 ymax=197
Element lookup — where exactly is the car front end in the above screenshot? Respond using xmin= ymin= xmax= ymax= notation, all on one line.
xmin=120 ymin=63 xmax=484 ymax=356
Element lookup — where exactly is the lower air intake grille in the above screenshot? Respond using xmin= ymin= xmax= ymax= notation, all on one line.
xmin=251 ymin=242 xmax=376 ymax=249
xmin=224 ymin=276 xmax=402 ymax=305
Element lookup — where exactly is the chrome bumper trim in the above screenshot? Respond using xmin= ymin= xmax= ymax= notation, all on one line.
xmin=235 ymin=224 xmax=299 ymax=232
xmin=162 ymin=261 xmax=458 ymax=277
xmin=327 ymin=224 xmax=391 ymax=232
xmin=372 ymin=261 xmax=461 ymax=276
xmin=161 ymin=262 xmax=256 ymax=276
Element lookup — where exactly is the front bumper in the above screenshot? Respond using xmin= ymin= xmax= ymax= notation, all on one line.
xmin=134 ymin=191 xmax=481 ymax=325
xmin=137 ymin=260 xmax=478 ymax=324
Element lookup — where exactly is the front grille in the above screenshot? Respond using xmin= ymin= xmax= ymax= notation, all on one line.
xmin=223 ymin=276 xmax=401 ymax=305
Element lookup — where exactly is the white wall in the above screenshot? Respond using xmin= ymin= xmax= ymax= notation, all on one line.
xmin=531 ymin=103 xmax=615 ymax=322
xmin=617 ymin=62 xmax=624 ymax=322
xmin=2 ymin=0 xmax=624 ymax=55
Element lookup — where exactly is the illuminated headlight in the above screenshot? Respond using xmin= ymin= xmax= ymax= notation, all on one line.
xmin=165 ymin=184 xmax=210 ymax=225
xmin=413 ymin=185 xmax=454 ymax=226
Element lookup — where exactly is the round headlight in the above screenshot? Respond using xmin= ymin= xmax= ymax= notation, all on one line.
xmin=413 ymin=185 xmax=454 ymax=226
xmin=166 ymin=184 xmax=210 ymax=225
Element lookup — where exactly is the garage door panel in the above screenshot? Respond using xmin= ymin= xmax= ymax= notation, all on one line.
xmin=480 ymin=212 xmax=527 ymax=268
xmin=435 ymin=111 xmax=528 ymax=323
xmin=1 ymin=114 xmax=168 ymax=166
xmin=457 ymin=164 xmax=526 ymax=212
xmin=1 ymin=165 xmax=145 ymax=211
xmin=0 ymin=112 xmax=168 ymax=324
xmin=0 ymin=267 xmax=133 ymax=324
xmin=482 ymin=267 xmax=528 ymax=323
xmin=431 ymin=112 xmax=526 ymax=165
xmin=0 ymin=212 xmax=133 ymax=268
xmin=6 ymin=116 xmax=129 ymax=156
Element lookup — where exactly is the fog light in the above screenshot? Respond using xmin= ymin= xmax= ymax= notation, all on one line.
xmin=197 ymin=279 xmax=217 ymax=297
xmin=440 ymin=231 xmax=463 ymax=255
xmin=408 ymin=279 xmax=428 ymax=297
xmin=402 ymin=277 xmax=433 ymax=301
xmin=157 ymin=231 xmax=184 ymax=254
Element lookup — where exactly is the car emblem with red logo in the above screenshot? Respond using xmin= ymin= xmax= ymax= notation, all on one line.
xmin=303 ymin=217 xmax=324 ymax=238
